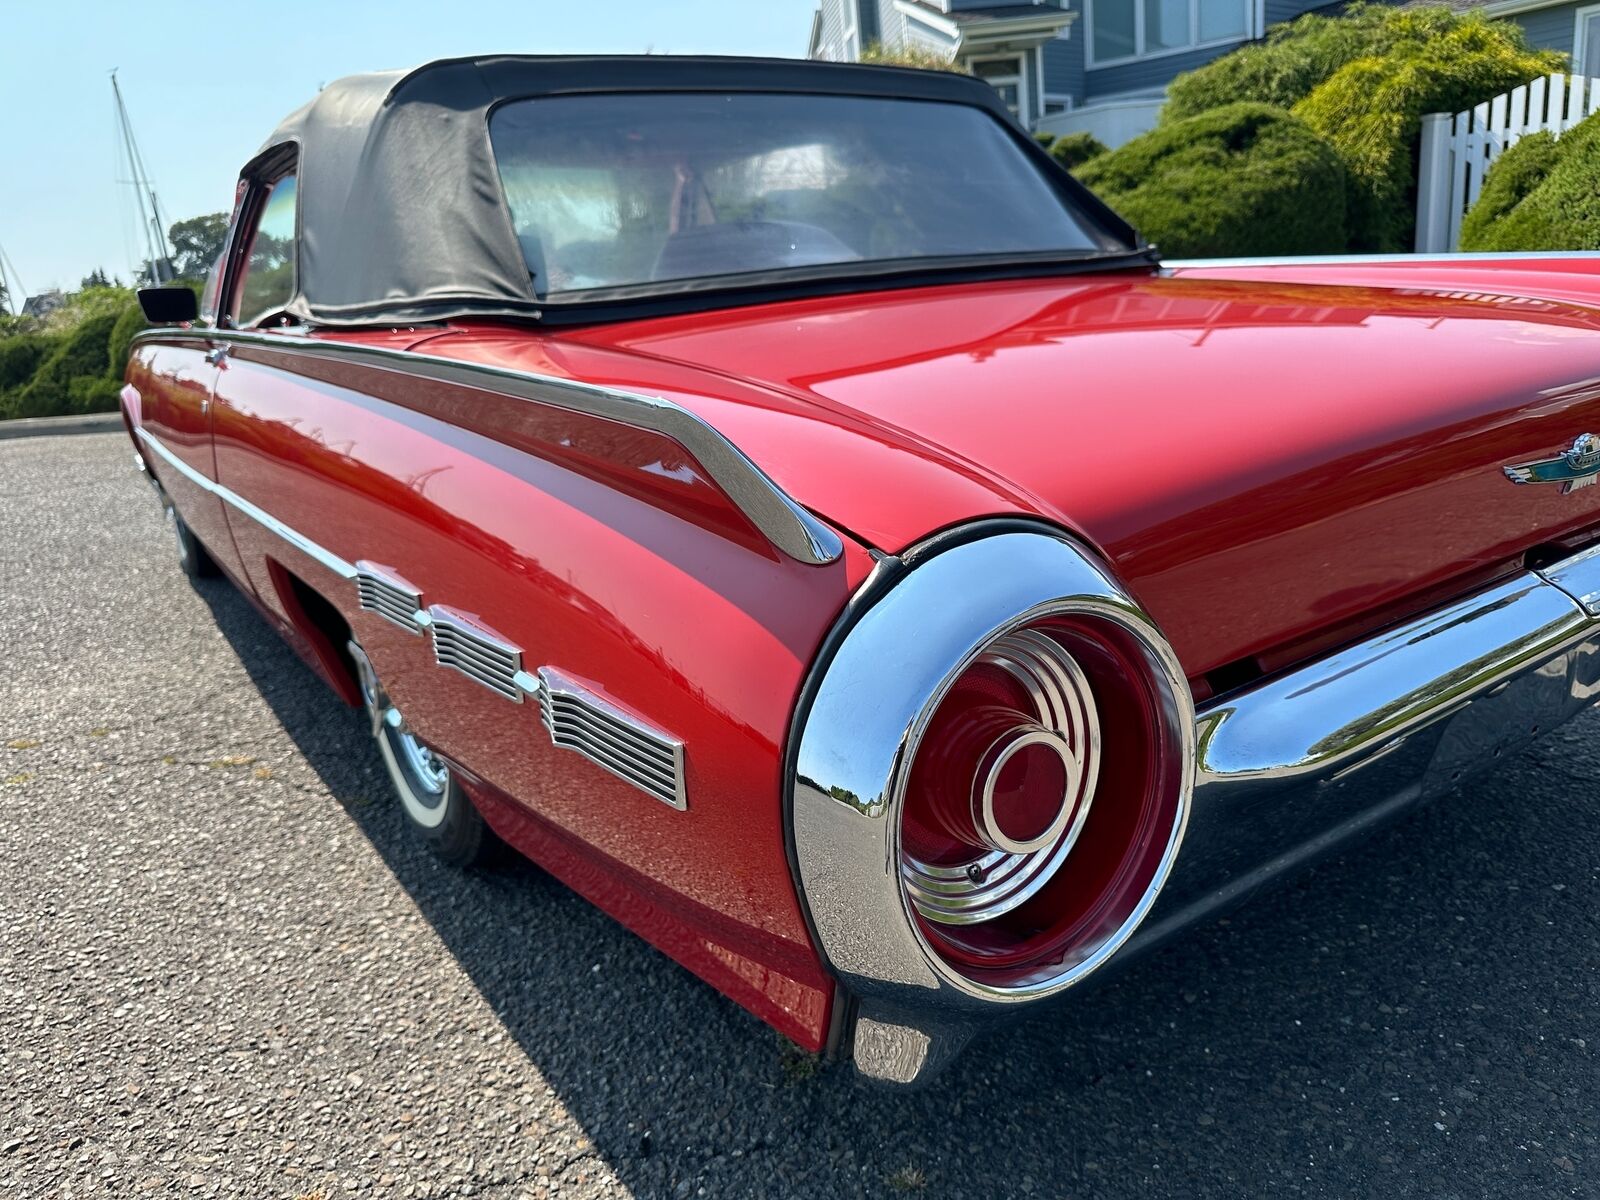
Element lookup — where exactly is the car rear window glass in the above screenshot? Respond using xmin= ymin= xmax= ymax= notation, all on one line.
xmin=488 ymin=93 xmax=1106 ymax=299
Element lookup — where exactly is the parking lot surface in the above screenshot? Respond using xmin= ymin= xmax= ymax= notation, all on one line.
xmin=1 ymin=432 xmax=1595 ymax=1198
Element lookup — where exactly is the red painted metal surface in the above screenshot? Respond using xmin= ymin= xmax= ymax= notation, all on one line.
xmin=194 ymin=334 xmax=872 ymax=1050
xmin=125 ymin=256 xmax=1600 ymax=1050
xmin=127 ymin=344 xmax=240 ymax=577
xmin=504 ymin=267 xmax=1600 ymax=683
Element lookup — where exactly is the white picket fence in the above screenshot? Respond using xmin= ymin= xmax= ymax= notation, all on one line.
xmin=1415 ymin=73 xmax=1600 ymax=253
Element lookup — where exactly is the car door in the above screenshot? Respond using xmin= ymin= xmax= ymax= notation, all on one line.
xmin=135 ymin=317 xmax=236 ymax=574
xmin=205 ymin=171 xmax=309 ymax=629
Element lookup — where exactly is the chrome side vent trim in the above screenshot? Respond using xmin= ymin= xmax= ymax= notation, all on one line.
xmin=428 ymin=607 xmax=525 ymax=702
xmin=355 ymin=562 xmax=426 ymax=635
xmin=536 ymin=668 xmax=687 ymax=810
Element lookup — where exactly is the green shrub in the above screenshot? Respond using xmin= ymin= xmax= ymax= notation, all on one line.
xmin=1295 ymin=18 xmax=1562 ymax=250
xmin=860 ymin=43 xmax=967 ymax=73
xmin=10 ymin=310 xmax=121 ymax=419
xmin=1075 ymin=102 xmax=1348 ymax=257
xmin=1165 ymin=4 xmax=1408 ymax=122
xmin=0 ymin=333 xmax=54 ymax=393
xmin=1048 ymin=131 xmax=1109 ymax=171
xmin=1460 ymin=114 xmax=1600 ymax=249
xmin=68 ymin=375 xmax=126 ymax=414
xmin=106 ymin=299 xmax=149 ymax=380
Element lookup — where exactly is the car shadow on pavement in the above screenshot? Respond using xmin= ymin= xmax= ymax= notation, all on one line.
xmin=195 ymin=575 xmax=1597 ymax=1199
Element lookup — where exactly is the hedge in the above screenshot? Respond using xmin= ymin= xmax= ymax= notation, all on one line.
xmin=1460 ymin=114 xmax=1600 ymax=250
xmin=1047 ymin=131 xmax=1108 ymax=171
xmin=106 ymin=301 xmax=151 ymax=387
xmin=1074 ymin=102 xmax=1348 ymax=257
xmin=1164 ymin=4 xmax=1414 ymax=122
xmin=1159 ymin=5 xmax=1561 ymax=253
xmin=4 ymin=310 xmax=123 ymax=419
xmin=0 ymin=334 xmax=56 ymax=394
xmin=1294 ymin=18 xmax=1562 ymax=250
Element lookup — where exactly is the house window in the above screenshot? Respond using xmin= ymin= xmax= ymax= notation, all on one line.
xmin=1578 ymin=5 xmax=1600 ymax=75
xmin=971 ymin=56 xmax=1027 ymax=123
xmin=1089 ymin=0 xmax=1252 ymax=66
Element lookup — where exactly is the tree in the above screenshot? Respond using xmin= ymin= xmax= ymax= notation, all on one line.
xmin=1157 ymin=5 xmax=1563 ymax=251
xmin=859 ymin=43 xmax=969 ymax=73
xmin=1076 ymin=103 xmax=1348 ymax=257
xmin=80 ymin=268 xmax=114 ymax=290
xmin=167 ymin=212 xmax=230 ymax=280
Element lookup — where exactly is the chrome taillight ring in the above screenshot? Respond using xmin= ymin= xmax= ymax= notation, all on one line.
xmin=789 ymin=525 xmax=1195 ymax=1025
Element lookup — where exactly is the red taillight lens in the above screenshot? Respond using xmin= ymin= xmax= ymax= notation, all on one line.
xmin=899 ymin=615 xmax=1185 ymax=989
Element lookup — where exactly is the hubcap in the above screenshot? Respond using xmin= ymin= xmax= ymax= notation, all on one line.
xmin=161 ymin=495 xmax=189 ymax=567
xmin=350 ymin=641 xmax=450 ymax=826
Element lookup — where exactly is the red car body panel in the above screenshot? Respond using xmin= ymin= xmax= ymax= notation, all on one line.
xmin=131 ymin=331 xmax=877 ymax=1051
xmin=477 ymin=268 xmax=1600 ymax=686
xmin=126 ymin=259 xmax=1600 ymax=1057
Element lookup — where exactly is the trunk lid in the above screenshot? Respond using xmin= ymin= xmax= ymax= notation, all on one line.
xmin=553 ymin=272 xmax=1600 ymax=680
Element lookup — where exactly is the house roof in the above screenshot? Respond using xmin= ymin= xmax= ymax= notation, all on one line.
xmin=896 ymin=1 xmax=1076 ymax=47
xmin=904 ymin=2 xmax=1071 ymax=23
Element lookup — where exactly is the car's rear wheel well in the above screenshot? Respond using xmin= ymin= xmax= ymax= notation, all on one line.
xmin=267 ymin=560 xmax=362 ymax=707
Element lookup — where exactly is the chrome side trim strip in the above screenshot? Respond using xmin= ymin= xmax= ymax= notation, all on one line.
xmin=140 ymin=426 xmax=692 ymax=808
xmin=135 ymin=428 xmax=357 ymax=581
xmin=1165 ymin=251 xmax=1600 ymax=269
xmin=536 ymin=667 xmax=688 ymax=811
xmin=131 ymin=327 xmax=845 ymax=567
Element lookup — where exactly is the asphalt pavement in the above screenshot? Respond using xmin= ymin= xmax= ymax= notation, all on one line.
xmin=1 ymin=432 xmax=1595 ymax=1199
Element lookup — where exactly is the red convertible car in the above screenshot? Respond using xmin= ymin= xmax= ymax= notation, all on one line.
xmin=123 ymin=55 xmax=1600 ymax=1084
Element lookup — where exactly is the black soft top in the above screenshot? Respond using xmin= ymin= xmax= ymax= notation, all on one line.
xmin=246 ymin=55 xmax=1146 ymax=328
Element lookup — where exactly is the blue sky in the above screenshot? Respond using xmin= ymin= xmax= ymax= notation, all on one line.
xmin=0 ymin=0 xmax=819 ymax=298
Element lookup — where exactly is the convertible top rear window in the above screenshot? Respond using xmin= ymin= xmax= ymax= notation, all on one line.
xmin=488 ymin=92 xmax=1107 ymax=300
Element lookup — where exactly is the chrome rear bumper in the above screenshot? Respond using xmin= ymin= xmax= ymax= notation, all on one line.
xmin=799 ymin=530 xmax=1600 ymax=1085
xmin=1133 ymin=545 xmax=1600 ymax=954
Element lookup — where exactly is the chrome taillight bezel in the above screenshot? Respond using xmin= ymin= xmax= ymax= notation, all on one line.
xmin=789 ymin=523 xmax=1195 ymax=1022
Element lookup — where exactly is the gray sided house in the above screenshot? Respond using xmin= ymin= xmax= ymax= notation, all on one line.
xmin=809 ymin=0 xmax=1600 ymax=146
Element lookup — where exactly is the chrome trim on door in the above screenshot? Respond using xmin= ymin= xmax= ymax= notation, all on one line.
xmin=131 ymin=327 xmax=845 ymax=567
xmin=135 ymin=427 xmax=357 ymax=580
xmin=140 ymin=427 xmax=693 ymax=809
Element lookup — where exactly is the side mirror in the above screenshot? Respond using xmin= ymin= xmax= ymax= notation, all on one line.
xmin=138 ymin=286 xmax=198 ymax=324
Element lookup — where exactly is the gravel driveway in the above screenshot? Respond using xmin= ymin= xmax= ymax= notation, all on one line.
xmin=1 ymin=432 xmax=1595 ymax=1199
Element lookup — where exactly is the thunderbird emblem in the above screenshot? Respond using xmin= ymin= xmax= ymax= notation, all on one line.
xmin=1504 ymin=433 xmax=1600 ymax=493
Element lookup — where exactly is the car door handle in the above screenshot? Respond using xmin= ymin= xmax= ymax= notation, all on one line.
xmin=205 ymin=345 xmax=230 ymax=367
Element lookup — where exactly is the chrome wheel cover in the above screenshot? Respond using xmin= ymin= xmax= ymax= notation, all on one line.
xmin=349 ymin=641 xmax=450 ymax=828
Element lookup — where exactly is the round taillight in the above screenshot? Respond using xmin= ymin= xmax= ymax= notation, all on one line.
xmin=898 ymin=613 xmax=1185 ymax=989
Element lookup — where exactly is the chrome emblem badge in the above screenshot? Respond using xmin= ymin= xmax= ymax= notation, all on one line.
xmin=1504 ymin=433 xmax=1600 ymax=494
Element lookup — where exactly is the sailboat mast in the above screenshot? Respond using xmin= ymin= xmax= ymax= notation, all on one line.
xmin=111 ymin=71 xmax=173 ymax=284
xmin=0 ymin=239 xmax=24 ymax=317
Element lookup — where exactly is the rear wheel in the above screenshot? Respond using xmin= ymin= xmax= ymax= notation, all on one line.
xmin=159 ymin=488 xmax=218 ymax=579
xmin=348 ymin=639 xmax=495 ymax=866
